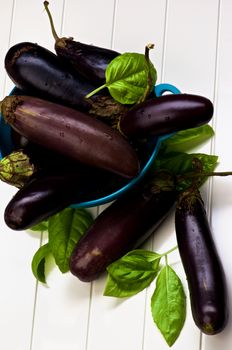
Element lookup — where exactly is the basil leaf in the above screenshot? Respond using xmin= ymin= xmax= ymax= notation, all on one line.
xmin=151 ymin=265 xmax=186 ymax=347
xmin=153 ymin=152 xmax=218 ymax=191
xmin=104 ymin=249 xmax=161 ymax=298
xmin=48 ymin=208 xmax=93 ymax=273
xmin=86 ymin=53 xmax=157 ymax=104
xmin=31 ymin=243 xmax=51 ymax=283
xmin=154 ymin=152 xmax=218 ymax=174
xmin=29 ymin=220 xmax=48 ymax=232
xmin=105 ymin=53 xmax=157 ymax=104
xmin=160 ymin=125 xmax=214 ymax=154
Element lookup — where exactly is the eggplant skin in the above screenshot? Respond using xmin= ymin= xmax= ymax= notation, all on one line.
xmin=69 ymin=185 xmax=176 ymax=282
xmin=2 ymin=95 xmax=140 ymax=179
xmin=56 ymin=39 xmax=119 ymax=85
xmin=175 ymin=189 xmax=228 ymax=335
xmin=119 ymin=93 xmax=214 ymax=138
xmin=4 ymin=42 xmax=99 ymax=111
xmin=4 ymin=166 xmax=106 ymax=230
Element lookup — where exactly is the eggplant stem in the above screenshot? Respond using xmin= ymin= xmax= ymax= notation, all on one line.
xmin=43 ymin=1 xmax=60 ymax=42
xmin=138 ymin=43 xmax=155 ymax=104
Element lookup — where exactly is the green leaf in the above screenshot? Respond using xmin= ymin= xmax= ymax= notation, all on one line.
xmin=48 ymin=208 xmax=93 ymax=273
xmin=29 ymin=220 xmax=48 ymax=232
xmin=104 ymin=249 xmax=161 ymax=298
xmin=106 ymin=53 xmax=157 ymax=104
xmin=151 ymin=265 xmax=186 ymax=347
xmin=86 ymin=52 xmax=157 ymax=104
xmin=31 ymin=243 xmax=51 ymax=283
xmin=153 ymin=152 xmax=218 ymax=191
xmin=160 ymin=125 xmax=215 ymax=154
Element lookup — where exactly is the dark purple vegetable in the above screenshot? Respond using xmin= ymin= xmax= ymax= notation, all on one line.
xmin=1 ymin=95 xmax=140 ymax=178
xmin=3 ymin=152 xmax=133 ymax=230
xmin=44 ymin=1 xmax=119 ymax=85
xmin=4 ymin=41 xmax=101 ymax=111
xmin=175 ymin=189 xmax=228 ymax=335
xmin=69 ymin=177 xmax=177 ymax=282
xmin=4 ymin=167 xmax=105 ymax=230
xmin=119 ymin=94 xmax=214 ymax=138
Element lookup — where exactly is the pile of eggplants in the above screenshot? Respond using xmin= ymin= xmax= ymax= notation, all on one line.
xmin=1 ymin=0 xmax=227 ymax=338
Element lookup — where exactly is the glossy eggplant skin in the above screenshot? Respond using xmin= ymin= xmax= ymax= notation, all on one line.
xmin=4 ymin=168 xmax=105 ymax=230
xmin=119 ymin=94 xmax=214 ymax=138
xmin=4 ymin=42 xmax=100 ymax=111
xmin=55 ymin=39 xmax=119 ymax=85
xmin=1 ymin=95 xmax=140 ymax=178
xmin=69 ymin=184 xmax=176 ymax=282
xmin=175 ymin=189 xmax=228 ymax=335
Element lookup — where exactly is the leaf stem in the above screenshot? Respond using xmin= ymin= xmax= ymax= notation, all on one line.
xmin=161 ymin=245 xmax=178 ymax=258
xmin=85 ymin=84 xmax=107 ymax=99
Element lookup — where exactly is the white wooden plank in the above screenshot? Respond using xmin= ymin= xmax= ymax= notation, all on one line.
xmin=62 ymin=0 xmax=116 ymax=48
xmin=0 ymin=1 xmax=48 ymax=350
xmin=85 ymin=2 xmax=168 ymax=350
xmin=0 ymin=1 xmax=64 ymax=350
xmin=112 ymin=0 xmax=168 ymax=81
xmin=143 ymin=0 xmax=220 ymax=349
xmin=29 ymin=1 xmax=116 ymax=349
xmin=202 ymin=0 xmax=232 ymax=349
xmin=0 ymin=0 xmax=14 ymax=99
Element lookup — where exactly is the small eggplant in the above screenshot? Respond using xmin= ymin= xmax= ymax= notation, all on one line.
xmin=69 ymin=175 xmax=176 ymax=282
xmin=175 ymin=189 xmax=228 ymax=335
xmin=1 ymin=95 xmax=140 ymax=178
xmin=119 ymin=93 xmax=214 ymax=138
xmin=44 ymin=1 xmax=120 ymax=85
xmin=4 ymin=166 xmax=105 ymax=230
xmin=4 ymin=152 xmax=132 ymax=230
xmin=4 ymin=41 xmax=101 ymax=111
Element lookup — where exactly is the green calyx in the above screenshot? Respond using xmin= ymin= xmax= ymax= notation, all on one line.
xmin=0 ymin=150 xmax=35 ymax=188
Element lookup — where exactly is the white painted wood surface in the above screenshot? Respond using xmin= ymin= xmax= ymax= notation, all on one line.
xmin=0 ymin=1 xmax=232 ymax=349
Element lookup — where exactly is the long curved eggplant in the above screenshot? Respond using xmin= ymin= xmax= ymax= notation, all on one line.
xmin=44 ymin=1 xmax=119 ymax=85
xmin=4 ymin=41 xmax=100 ymax=111
xmin=69 ymin=178 xmax=177 ymax=282
xmin=1 ymin=95 xmax=140 ymax=178
xmin=119 ymin=93 xmax=214 ymax=138
xmin=175 ymin=189 xmax=228 ymax=335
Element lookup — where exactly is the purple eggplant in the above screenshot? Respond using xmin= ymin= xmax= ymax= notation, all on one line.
xmin=1 ymin=95 xmax=140 ymax=178
xmin=70 ymin=177 xmax=176 ymax=282
xmin=119 ymin=93 xmax=214 ymax=138
xmin=175 ymin=189 xmax=228 ymax=335
xmin=4 ymin=41 xmax=102 ymax=111
xmin=44 ymin=1 xmax=119 ymax=85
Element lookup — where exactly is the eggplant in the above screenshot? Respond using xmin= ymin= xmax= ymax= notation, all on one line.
xmin=44 ymin=1 xmax=119 ymax=85
xmin=119 ymin=94 xmax=214 ymax=138
xmin=4 ymin=167 xmax=105 ymax=230
xmin=69 ymin=176 xmax=177 ymax=282
xmin=4 ymin=41 xmax=101 ymax=111
xmin=4 ymin=153 xmax=132 ymax=231
xmin=1 ymin=95 xmax=140 ymax=178
xmin=175 ymin=189 xmax=228 ymax=335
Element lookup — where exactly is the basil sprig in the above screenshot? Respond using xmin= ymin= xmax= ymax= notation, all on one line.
xmin=151 ymin=262 xmax=186 ymax=346
xmin=104 ymin=249 xmax=161 ymax=298
xmin=86 ymin=48 xmax=157 ymax=105
xmin=31 ymin=207 xmax=93 ymax=283
xmin=104 ymin=246 xmax=186 ymax=346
